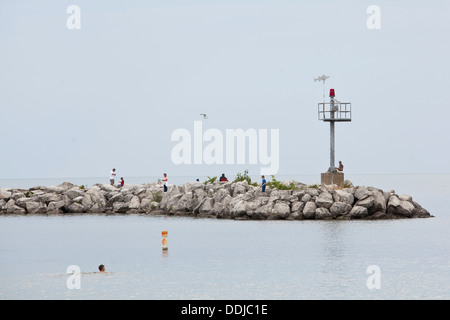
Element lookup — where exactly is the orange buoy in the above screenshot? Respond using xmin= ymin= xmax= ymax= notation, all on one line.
xmin=162 ymin=230 xmax=168 ymax=250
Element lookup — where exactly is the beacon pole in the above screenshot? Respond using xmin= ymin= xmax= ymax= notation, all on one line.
xmin=329 ymin=88 xmax=336 ymax=173
xmin=318 ymin=87 xmax=351 ymax=188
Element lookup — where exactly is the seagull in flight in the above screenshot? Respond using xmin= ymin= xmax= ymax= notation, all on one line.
xmin=200 ymin=114 xmax=208 ymax=119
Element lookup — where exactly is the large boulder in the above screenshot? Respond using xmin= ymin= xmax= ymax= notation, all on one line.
xmin=105 ymin=193 xmax=124 ymax=208
xmin=330 ymin=202 xmax=352 ymax=217
xmin=5 ymin=199 xmax=26 ymax=214
xmin=25 ymin=201 xmax=47 ymax=214
xmin=387 ymin=195 xmax=415 ymax=217
xmin=64 ymin=187 xmax=85 ymax=200
xmin=230 ymin=200 xmax=247 ymax=218
xmin=67 ymin=202 xmax=86 ymax=213
xmin=333 ymin=190 xmax=354 ymax=206
xmin=315 ymin=207 xmax=332 ymax=219
xmin=128 ymin=196 xmax=140 ymax=210
xmin=0 ymin=189 xmax=12 ymax=201
xmin=47 ymin=200 xmax=66 ymax=214
xmin=369 ymin=188 xmax=387 ymax=214
xmin=302 ymin=201 xmax=316 ymax=219
xmin=315 ymin=191 xmax=334 ymax=209
xmin=355 ymin=195 xmax=375 ymax=209
xmin=253 ymin=202 xmax=273 ymax=219
xmin=291 ymin=201 xmax=304 ymax=214
xmin=270 ymin=202 xmax=291 ymax=219
xmin=349 ymin=205 xmax=368 ymax=219
xmin=354 ymin=186 xmax=371 ymax=200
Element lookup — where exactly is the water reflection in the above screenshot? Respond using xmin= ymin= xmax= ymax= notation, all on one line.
xmin=320 ymin=221 xmax=346 ymax=272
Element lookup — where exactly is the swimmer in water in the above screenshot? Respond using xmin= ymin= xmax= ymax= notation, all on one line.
xmin=98 ymin=264 xmax=106 ymax=273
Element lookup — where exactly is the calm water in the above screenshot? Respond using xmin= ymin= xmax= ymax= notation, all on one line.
xmin=0 ymin=174 xmax=449 ymax=299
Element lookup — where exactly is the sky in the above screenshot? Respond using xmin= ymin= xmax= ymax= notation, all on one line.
xmin=1 ymin=0 xmax=450 ymax=180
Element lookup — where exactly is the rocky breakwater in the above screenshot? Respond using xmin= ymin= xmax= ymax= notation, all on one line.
xmin=0 ymin=180 xmax=431 ymax=220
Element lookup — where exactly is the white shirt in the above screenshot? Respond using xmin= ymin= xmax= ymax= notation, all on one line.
xmin=110 ymin=170 xmax=116 ymax=179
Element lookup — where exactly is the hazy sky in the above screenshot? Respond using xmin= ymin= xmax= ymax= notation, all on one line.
xmin=1 ymin=0 xmax=450 ymax=179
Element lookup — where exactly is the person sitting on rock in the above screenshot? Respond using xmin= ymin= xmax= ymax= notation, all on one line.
xmin=336 ymin=161 xmax=344 ymax=172
xmin=118 ymin=177 xmax=124 ymax=187
xmin=219 ymin=174 xmax=228 ymax=182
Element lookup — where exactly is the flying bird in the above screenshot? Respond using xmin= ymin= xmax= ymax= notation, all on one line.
xmin=314 ymin=74 xmax=330 ymax=83
xmin=200 ymin=114 xmax=208 ymax=119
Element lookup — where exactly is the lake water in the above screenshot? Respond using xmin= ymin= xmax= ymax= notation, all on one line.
xmin=0 ymin=174 xmax=449 ymax=299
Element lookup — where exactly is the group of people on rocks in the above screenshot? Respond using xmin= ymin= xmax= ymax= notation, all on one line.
xmin=109 ymin=161 xmax=344 ymax=193
xmin=108 ymin=170 xmax=268 ymax=192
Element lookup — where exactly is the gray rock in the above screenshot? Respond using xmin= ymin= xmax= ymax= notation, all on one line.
xmin=399 ymin=194 xmax=412 ymax=202
xmin=355 ymin=195 xmax=375 ymax=209
xmin=113 ymin=202 xmax=129 ymax=213
xmin=369 ymin=189 xmax=386 ymax=214
xmin=43 ymin=186 xmax=65 ymax=194
xmin=67 ymin=202 xmax=86 ymax=213
xmin=58 ymin=182 xmax=76 ymax=191
xmin=315 ymin=191 xmax=334 ymax=209
xmin=0 ymin=189 xmax=12 ymax=201
xmin=315 ymin=207 xmax=332 ymax=219
xmin=6 ymin=200 xmax=27 ymax=214
xmin=139 ymin=198 xmax=152 ymax=211
xmin=387 ymin=195 xmax=415 ymax=217
xmin=301 ymin=193 xmax=311 ymax=203
xmin=25 ymin=201 xmax=41 ymax=213
xmin=47 ymin=200 xmax=66 ymax=214
xmin=306 ymin=188 xmax=319 ymax=197
xmin=233 ymin=181 xmax=248 ymax=195
xmin=291 ymin=201 xmax=304 ymax=213
xmin=333 ymin=189 xmax=354 ymax=206
xmin=349 ymin=205 xmax=368 ymax=218
xmin=302 ymin=201 xmax=317 ymax=219
xmin=330 ymin=202 xmax=352 ymax=217
xmin=15 ymin=197 xmax=34 ymax=208
xmin=38 ymin=193 xmax=62 ymax=204
xmin=254 ymin=202 xmax=273 ymax=219
xmin=199 ymin=198 xmax=214 ymax=214
xmin=128 ymin=196 xmax=140 ymax=210
xmin=230 ymin=200 xmax=247 ymax=218
xmin=105 ymin=193 xmax=124 ymax=208
xmin=354 ymin=186 xmax=371 ymax=200
xmin=64 ymin=187 xmax=85 ymax=200
xmin=272 ymin=202 xmax=291 ymax=219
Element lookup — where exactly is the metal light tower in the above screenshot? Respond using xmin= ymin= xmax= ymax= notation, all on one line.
xmin=318 ymin=88 xmax=351 ymax=187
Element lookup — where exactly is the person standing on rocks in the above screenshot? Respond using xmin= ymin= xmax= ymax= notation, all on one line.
xmin=110 ymin=168 xmax=116 ymax=185
xmin=163 ymin=173 xmax=168 ymax=192
xmin=260 ymin=175 xmax=267 ymax=192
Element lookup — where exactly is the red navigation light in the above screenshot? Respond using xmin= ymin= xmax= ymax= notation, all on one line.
xmin=329 ymin=89 xmax=335 ymax=97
